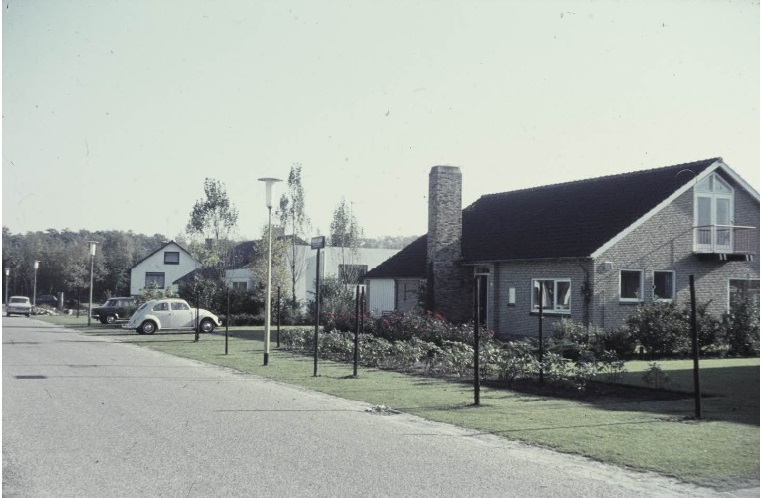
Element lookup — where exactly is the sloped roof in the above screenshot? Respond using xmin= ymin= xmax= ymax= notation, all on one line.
xmin=133 ymin=240 xmax=193 ymax=267
xmin=364 ymin=235 xmax=427 ymax=279
xmin=462 ymin=158 xmax=721 ymax=261
xmin=366 ymin=158 xmax=729 ymax=278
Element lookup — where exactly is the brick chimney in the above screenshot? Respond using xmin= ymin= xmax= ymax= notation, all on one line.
xmin=427 ymin=166 xmax=470 ymax=321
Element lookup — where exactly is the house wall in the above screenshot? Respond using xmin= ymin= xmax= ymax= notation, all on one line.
xmin=130 ymin=242 xmax=200 ymax=296
xmin=396 ymin=278 xmax=424 ymax=313
xmin=491 ymin=259 xmax=593 ymax=338
xmin=592 ymin=174 xmax=759 ymax=332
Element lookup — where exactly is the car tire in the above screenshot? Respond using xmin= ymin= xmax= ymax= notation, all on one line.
xmin=199 ymin=318 xmax=215 ymax=334
xmin=139 ymin=320 xmax=157 ymax=335
xmin=105 ymin=314 xmax=116 ymax=324
xmin=25 ymin=313 xmax=30 ymax=317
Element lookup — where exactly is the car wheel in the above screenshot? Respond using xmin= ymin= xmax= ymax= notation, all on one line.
xmin=6 ymin=313 xmax=11 ymax=317
xmin=105 ymin=314 xmax=116 ymax=324
xmin=199 ymin=318 xmax=215 ymax=334
xmin=25 ymin=313 xmax=30 ymax=317
xmin=139 ymin=320 xmax=157 ymax=335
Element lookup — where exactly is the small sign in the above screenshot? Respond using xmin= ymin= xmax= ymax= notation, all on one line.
xmin=311 ymin=236 xmax=326 ymax=250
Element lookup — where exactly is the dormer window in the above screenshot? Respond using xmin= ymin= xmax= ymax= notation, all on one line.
xmin=694 ymin=173 xmax=734 ymax=253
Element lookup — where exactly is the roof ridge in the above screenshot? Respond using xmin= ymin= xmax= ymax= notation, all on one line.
xmin=475 ymin=157 xmax=721 ymax=201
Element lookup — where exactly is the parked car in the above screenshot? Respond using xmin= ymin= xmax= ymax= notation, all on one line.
xmin=7 ymin=296 xmax=32 ymax=317
xmin=35 ymin=294 xmax=59 ymax=307
xmin=91 ymin=297 xmax=138 ymax=324
xmin=122 ymin=298 xmax=220 ymax=335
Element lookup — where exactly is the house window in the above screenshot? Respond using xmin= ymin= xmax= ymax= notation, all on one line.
xmin=164 ymin=251 xmax=180 ymax=265
xmin=145 ymin=272 xmax=165 ymax=289
xmin=232 ymin=281 xmax=247 ymax=290
xmin=620 ymin=270 xmax=643 ymax=302
xmin=728 ymin=278 xmax=760 ymax=309
xmin=338 ymin=264 xmax=368 ymax=284
xmin=694 ymin=173 xmax=734 ymax=252
xmin=653 ymin=271 xmax=675 ymax=301
xmin=531 ymin=279 xmax=571 ymax=313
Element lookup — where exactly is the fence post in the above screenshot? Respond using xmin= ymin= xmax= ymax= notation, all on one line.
xmin=689 ymin=275 xmax=703 ymax=419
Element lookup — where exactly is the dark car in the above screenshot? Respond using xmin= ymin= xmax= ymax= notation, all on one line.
xmin=35 ymin=294 xmax=59 ymax=307
xmin=91 ymin=297 xmax=138 ymax=324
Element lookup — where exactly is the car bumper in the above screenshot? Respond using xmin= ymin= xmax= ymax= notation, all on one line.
xmin=7 ymin=306 xmax=31 ymax=314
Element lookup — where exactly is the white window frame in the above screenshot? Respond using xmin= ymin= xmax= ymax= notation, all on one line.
xmin=531 ymin=278 xmax=571 ymax=314
xmin=619 ymin=269 xmax=644 ymax=303
xmin=653 ymin=270 xmax=675 ymax=302
xmin=694 ymin=173 xmax=735 ymax=252
xmin=727 ymin=277 xmax=760 ymax=311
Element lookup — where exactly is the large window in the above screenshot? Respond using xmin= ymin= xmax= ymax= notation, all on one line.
xmin=694 ymin=173 xmax=734 ymax=252
xmin=164 ymin=251 xmax=180 ymax=265
xmin=729 ymin=278 xmax=760 ymax=309
xmin=620 ymin=270 xmax=643 ymax=302
xmin=531 ymin=279 xmax=571 ymax=313
xmin=145 ymin=272 xmax=165 ymax=289
xmin=653 ymin=270 xmax=675 ymax=301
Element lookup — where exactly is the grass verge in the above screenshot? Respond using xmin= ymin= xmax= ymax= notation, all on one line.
xmin=39 ymin=316 xmax=759 ymax=489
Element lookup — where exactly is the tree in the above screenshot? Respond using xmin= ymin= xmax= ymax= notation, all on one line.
xmin=277 ymin=164 xmax=311 ymax=308
xmin=329 ymin=197 xmax=365 ymax=285
xmin=186 ymin=178 xmax=239 ymax=274
xmin=249 ymin=225 xmax=290 ymax=318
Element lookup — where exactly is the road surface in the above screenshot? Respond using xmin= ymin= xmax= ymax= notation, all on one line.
xmin=2 ymin=317 xmax=756 ymax=497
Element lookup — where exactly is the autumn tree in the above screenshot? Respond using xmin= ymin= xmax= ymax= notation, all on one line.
xmin=186 ymin=178 xmax=239 ymax=275
xmin=276 ymin=163 xmax=311 ymax=308
xmin=249 ymin=225 xmax=290 ymax=308
xmin=329 ymin=197 xmax=365 ymax=285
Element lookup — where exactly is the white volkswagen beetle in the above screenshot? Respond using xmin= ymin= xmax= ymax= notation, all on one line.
xmin=122 ymin=298 xmax=220 ymax=335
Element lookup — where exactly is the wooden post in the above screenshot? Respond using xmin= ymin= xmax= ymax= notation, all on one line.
xmin=689 ymin=275 xmax=703 ymax=419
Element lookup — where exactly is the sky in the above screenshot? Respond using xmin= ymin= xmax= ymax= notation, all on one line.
xmin=2 ymin=0 xmax=759 ymax=241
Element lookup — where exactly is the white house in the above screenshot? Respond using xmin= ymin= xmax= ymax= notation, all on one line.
xmin=129 ymin=241 xmax=200 ymax=296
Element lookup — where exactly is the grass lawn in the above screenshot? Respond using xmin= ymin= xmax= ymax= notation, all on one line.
xmin=37 ymin=316 xmax=759 ymax=490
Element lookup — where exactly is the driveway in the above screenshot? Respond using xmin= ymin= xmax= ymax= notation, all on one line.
xmin=3 ymin=317 xmax=757 ymax=497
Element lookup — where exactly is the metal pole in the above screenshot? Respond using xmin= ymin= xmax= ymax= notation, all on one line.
xmin=194 ymin=289 xmax=200 ymax=342
xmin=88 ymin=255 xmax=94 ymax=326
xmin=264 ymin=206 xmax=273 ymax=365
xmin=32 ymin=262 xmax=39 ymax=307
xmin=354 ymin=285 xmax=360 ymax=377
xmin=689 ymin=275 xmax=703 ymax=419
xmin=225 ymin=287 xmax=229 ymax=355
xmin=276 ymin=286 xmax=281 ymax=348
xmin=474 ymin=275 xmax=481 ymax=406
xmin=538 ymin=281 xmax=544 ymax=384
xmin=314 ymin=247 xmax=321 ymax=377
xmin=4 ymin=268 xmax=9 ymax=307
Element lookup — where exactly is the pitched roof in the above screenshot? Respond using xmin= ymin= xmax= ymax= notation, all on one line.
xmin=364 ymin=235 xmax=427 ymax=279
xmin=462 ymin=158 xmax=721 ymax=261
xmin=133 ymin=240 xmax=193 ymax=267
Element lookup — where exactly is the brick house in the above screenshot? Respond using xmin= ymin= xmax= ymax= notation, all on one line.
xmin=364 ymin=159 xmax=759 ymax=337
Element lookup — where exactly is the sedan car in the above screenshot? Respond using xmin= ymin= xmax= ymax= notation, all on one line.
xmin=35 ymin=294 xmax=59 ymax=308
xmin=122 ymin=298 xmax=220 ymax=335
xmin=91 ymin=296 xmax=138 ymax=324
xmin=7 ymin=296 xmax=32 ymax=317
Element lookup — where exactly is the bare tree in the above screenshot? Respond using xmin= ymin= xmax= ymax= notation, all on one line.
xmin=186 ymin=178 xmax=239 ymax=276
xmin=329 ymin=197 xmax=365 ymax=285
xmin=277 ymin=164 xmax=311 ymax=307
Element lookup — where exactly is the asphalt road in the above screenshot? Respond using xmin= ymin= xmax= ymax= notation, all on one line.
xmin=2 ymin=317 xmax=756 ymax=497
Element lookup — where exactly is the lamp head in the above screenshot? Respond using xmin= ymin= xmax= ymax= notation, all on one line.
xmin=258 ymin=177 xmax=282 ymax=209
xmin=4 ymin=268 xmax=9 ymax=276
xmin=33 ymin=260 xmax=39 ymax=270
xmin=88 ymin=241 xmax=99 ymax=256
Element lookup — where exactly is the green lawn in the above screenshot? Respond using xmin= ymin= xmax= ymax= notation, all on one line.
xmin=37 ymin=316 xmax=760 ymax=490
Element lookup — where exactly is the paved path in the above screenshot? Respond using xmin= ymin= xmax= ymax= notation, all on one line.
xmin=2 ymin=317 xmax=757 ymax=497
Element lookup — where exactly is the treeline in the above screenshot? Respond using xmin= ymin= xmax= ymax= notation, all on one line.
xmin=2 ymin=227 xmax=170 ymax=302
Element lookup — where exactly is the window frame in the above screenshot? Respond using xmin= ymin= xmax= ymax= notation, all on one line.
xmin=145 ymin=272 xmax=165 ymax=289
xmin=653 ymin=270 xmax=675 ymax=302
xmin=728 ymin=278 xmax=760 ymax=310
xmin=619 ymin=269 xmax=644 ymax=303
xmin=164 ymin=251 xmax=180 ymax=265
xmin=531 ymin=278 xmax=572 ymax=314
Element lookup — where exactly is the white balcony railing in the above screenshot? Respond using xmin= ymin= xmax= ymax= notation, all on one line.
xmin=694 ymin=225 xmax=757 ymax=254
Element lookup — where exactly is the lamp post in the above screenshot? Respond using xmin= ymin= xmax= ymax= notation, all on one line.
xmin=32 ymin=260 xmax=40 ymax=307
xmin=87 ymin=241 xmax=98 ymax=326
xmin=4 ymin=268 xmax=9 ymax=307
xmin=258 ymin=177 xmax=282 ymax=366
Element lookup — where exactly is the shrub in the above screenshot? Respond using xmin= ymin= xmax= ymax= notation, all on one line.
xmin=722 ymin=297 xmax=760 ymax=357
xmin=625 ymin=302 xmax=689 ymax=358
xmin=642 ymin=362 xmax=669 ymax=390
xmin=601 ymin=326 xmax=637 ymax=359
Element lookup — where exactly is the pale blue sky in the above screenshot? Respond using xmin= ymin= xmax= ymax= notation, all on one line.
xmin=3 ymin=1 xmax=759 ymax=240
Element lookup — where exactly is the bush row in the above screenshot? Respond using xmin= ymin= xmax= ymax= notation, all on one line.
xmin=279 ymin=328 xmax=626 ymax=391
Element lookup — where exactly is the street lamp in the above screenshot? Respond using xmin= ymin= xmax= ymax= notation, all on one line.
xmin=87 ymin=241 xmax=98 ymax=326
xmin=4 ymin=268 xmax=9 ymax=307
xmin=258 ymin=177 xmax=282 ymax=366
xmin=32 ymin=260 xmax=40 ymax=307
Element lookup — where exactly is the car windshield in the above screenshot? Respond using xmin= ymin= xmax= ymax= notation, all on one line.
xmin=104 ymin=299 xmax=119 ymax=307
xmin=10 ymin=297 xmax=29 ymax=304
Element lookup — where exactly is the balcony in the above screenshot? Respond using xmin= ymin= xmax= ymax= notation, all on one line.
xmin=694 ymin=225 xmax=758 ymax=258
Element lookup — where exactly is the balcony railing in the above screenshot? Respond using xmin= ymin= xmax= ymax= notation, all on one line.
xmin=694 ymin=225 xmax=757 ymax=254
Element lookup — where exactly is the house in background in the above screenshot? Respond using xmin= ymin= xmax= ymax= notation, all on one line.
xmin=129 ymin=241 xmax=200 ymax=296
xmin=364 ymin=159 xmax=759 ymax=338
